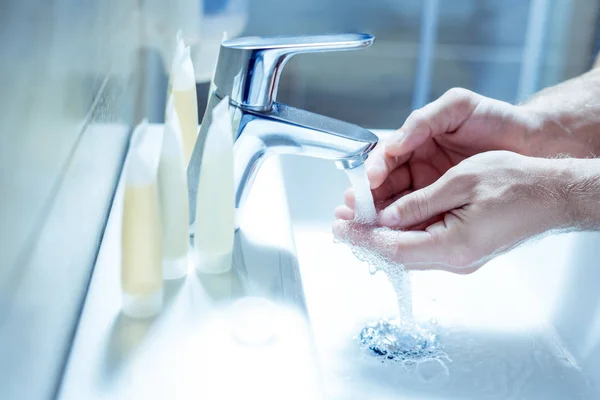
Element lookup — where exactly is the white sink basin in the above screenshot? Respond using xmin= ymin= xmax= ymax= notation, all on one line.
xmin=60 ymin=126 xmax=600 ymax=400
xmin=280 ymin=130 xmax=600 ymax=399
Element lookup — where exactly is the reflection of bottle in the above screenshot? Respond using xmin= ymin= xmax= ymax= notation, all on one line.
xmin=158 ymin=97 xmax=190 ymax=279
xmin=194 ymin=97 xmax=235 ymax=274
xmin=121 ymin=122 xmax=164 ymax=318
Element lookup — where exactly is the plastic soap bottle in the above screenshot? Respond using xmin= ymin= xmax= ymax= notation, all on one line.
xmin=170 ymin=31 xmax=198 ymax=166
xmin=121 ymin=121 xmax=164 ymax=318
xmin=194 ymin=97 xmax=235 ymax=274
xmin=158 ymin=97 xmax=190 ymax=279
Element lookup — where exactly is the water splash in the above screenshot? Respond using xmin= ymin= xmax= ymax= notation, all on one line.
xmin=341 ymin=164 xmax=445 ymax=366
xmin=358 ymin=319 xmax=443 ymax=364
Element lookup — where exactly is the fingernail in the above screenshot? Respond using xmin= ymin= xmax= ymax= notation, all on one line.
xmin=380 ymin=207 xmax=401 ymax=227
xmin=366 ymin=164 xmax=382 ymax=180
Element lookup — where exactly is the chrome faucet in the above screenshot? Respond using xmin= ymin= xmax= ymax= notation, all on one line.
xmin=187 ymin=34 xmax=379 ymax=228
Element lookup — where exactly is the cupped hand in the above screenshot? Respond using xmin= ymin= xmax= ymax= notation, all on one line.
xmin=335 ymin=88 xmax=539 ymax=222
xmin=333 ymin=151 xmax=569 ymax=273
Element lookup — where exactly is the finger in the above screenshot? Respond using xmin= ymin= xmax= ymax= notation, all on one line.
xmin=332 ymin=219 xmax=478 ymax=274
xmin=380 ymin=189 xmax=445 ymax=231
xmin=375 ymin=189 xmax=412 ymax=211
xmin=332 ymin=220 xmax=447 ymax=269
xmin=371 ymin=165 xmax=411 ymax=203
xmin=343 ymin=188 xmax=355 ymax=209
xmin=365 ymin=134 xmax=411 ymax=190
xmin=379 ymin=171 xmax=467 ymax=228
xmin=332 ymin=220 xmax=401 ymax=262
xmin=387 ymin=88 xmax=482 ymax=156
xmin=334 ymin=205 xmax=354 ymax=221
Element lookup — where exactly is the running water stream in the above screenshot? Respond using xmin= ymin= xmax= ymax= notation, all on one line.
xmin=342 ymin=164 xmax=443 ymax=364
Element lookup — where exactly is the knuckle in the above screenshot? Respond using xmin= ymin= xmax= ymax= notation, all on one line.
xmin=443 ymin=87 xmax=479 ymax=115
xmin=444 ymin=87 xmax=478 ymax=104
xmin=443 ymin=87 xmax=472 ymax=100
xmin=457 ymin=171 xmax=479 ymax=192
xmin=407 ymin=108 xmax=425 ymax=124
xmin=443 ymin=167 xmax=476 ymax=199
xmin=406 ymin=190 xmax=430 ymax=222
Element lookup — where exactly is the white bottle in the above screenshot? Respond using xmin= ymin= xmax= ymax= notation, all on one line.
xmin=121 ymin=121 xmax=164 ymax=318
xmin=194 ymin=97 xmax=235 ymax=274
xmin=171 ymin=32 xmax=199 ymax=167
xmin=157 ymin=97 xmax=190 ymax=279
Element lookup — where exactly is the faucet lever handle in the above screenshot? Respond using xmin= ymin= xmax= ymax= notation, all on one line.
xmin=213 ymin=33 xmax=374 ymax=111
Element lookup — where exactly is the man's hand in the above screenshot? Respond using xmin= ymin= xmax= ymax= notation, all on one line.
xmin=333 ymin=151 xmax=581 ymax=273
xmin=335 ymin=88 xmax=539 ymax=221
xmin=334 ymin=69 xmax=600 ymax=272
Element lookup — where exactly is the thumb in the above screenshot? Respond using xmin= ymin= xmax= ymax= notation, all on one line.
xmin=379 ymin=172 xmax=467 ymax=228
xmin=386 ymin=88 xmax=482 ymax=156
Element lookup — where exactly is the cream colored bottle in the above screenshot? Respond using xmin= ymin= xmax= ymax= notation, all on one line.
xmin=121 ymin=122 xmax=164 ymax=318
xmin=170 ymin=33 xmax=198 ymax=167
xmin=158 ymin=97 xmax=190 ymax=279
xmin=194 ymin=97 xmax=235 ymax=274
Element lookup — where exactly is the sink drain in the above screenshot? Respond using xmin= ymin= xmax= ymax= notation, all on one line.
xmin=358 ymin=319 xmax=442 ymax=364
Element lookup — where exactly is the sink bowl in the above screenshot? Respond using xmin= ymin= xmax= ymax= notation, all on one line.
xmin=60 ymin=126 xmax=600 ymax=400
xmin=280 ymin=130 xmax=600 ymax=399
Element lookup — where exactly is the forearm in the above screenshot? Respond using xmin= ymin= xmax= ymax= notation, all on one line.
xmin=519 ymin=67 xmax=600 ymax=158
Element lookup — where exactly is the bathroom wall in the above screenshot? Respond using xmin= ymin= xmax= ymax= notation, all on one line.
xmin=0 ymin=1 xmax=141 ymax=399
xmin=244 ymin=0 xmax=599 ymax=128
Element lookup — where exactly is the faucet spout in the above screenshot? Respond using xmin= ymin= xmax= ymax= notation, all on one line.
xmin=186 ymin=96 xmax=378 ymax=229
xmin=231 ymin=102 xmax=377 ymax=223
xmin=244 ymin=102 xmax=377 ymax=159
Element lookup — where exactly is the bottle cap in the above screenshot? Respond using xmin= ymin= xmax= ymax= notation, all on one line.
xmin=122 ymin=289 xmax=163 ymax=319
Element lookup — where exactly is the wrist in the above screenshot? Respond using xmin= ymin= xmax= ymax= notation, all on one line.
xmin=548 ymin=158 xmax=600 ymax=230
xmin=518 ymin=69 xmax=600 ymax=158
xmin=509 ymin=106 xmax=549 ymax=157
xmin=519 ymin=107 xmax=594 ymax=158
